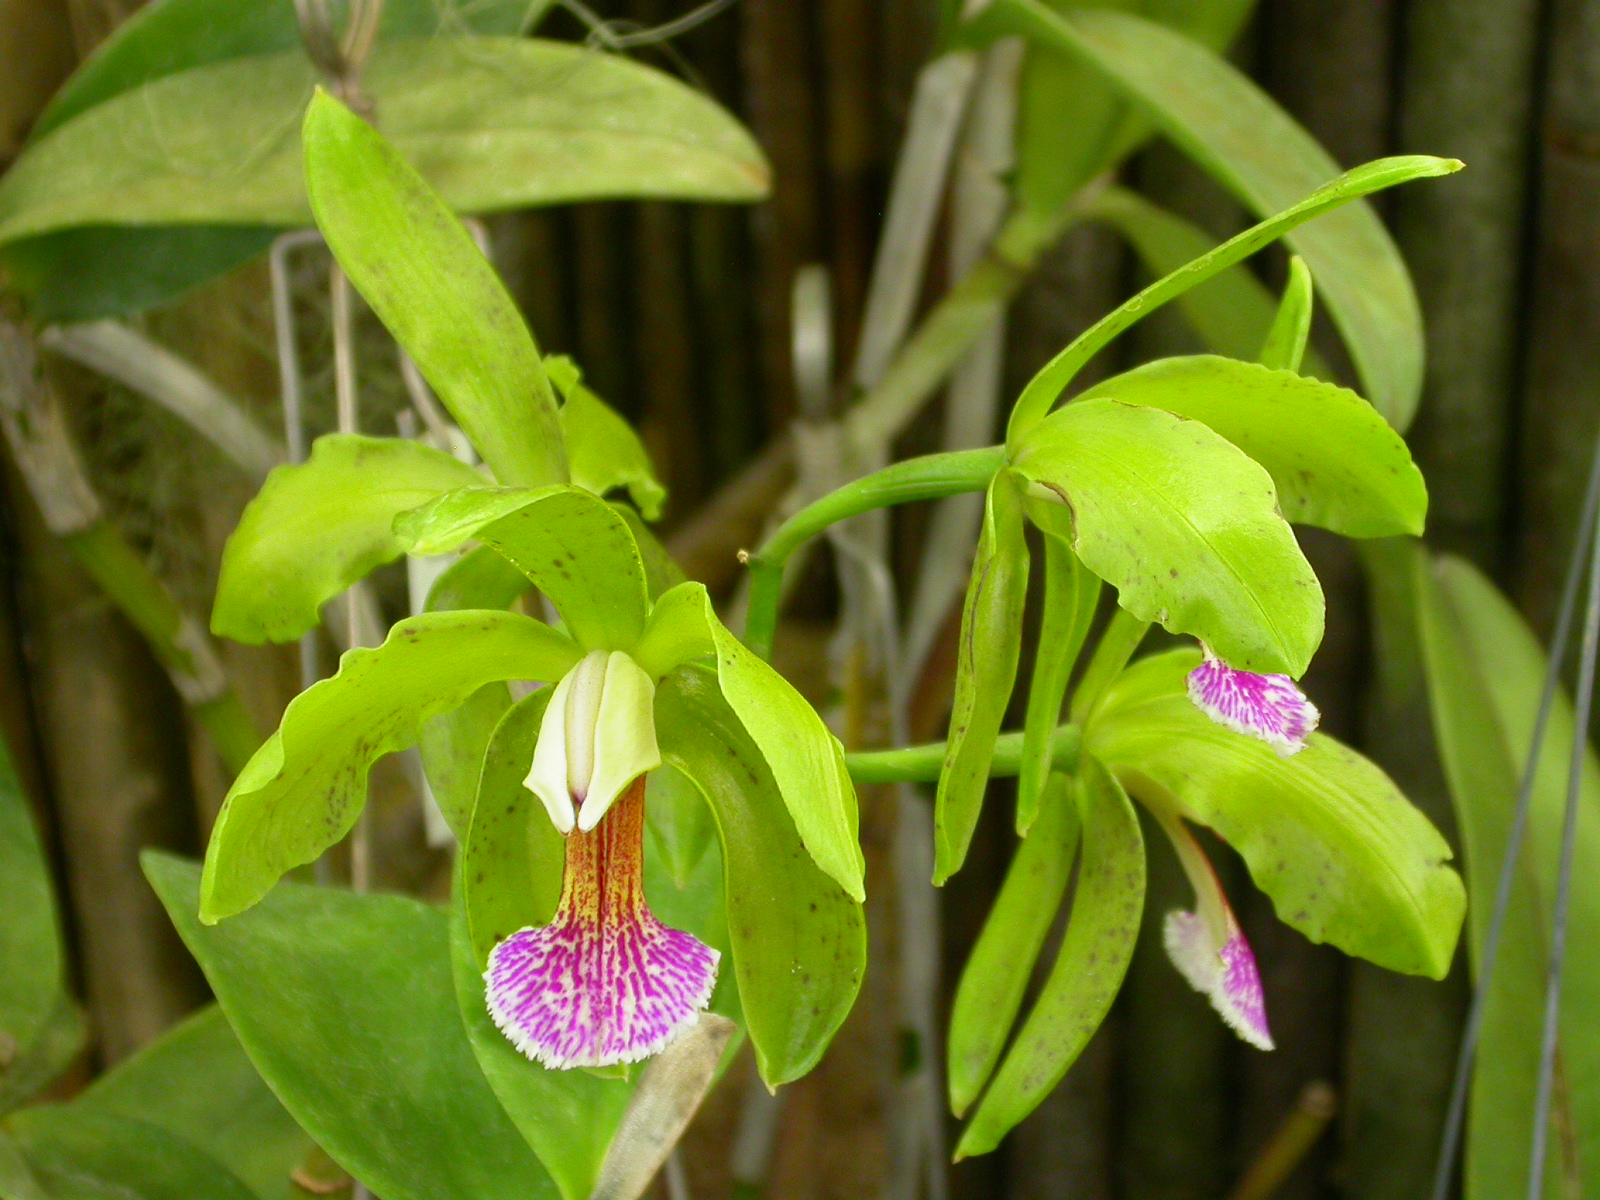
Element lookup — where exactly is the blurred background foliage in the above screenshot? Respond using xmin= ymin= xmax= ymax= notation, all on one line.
xmin=0 ymin=0 xmax=1593 ymax=1197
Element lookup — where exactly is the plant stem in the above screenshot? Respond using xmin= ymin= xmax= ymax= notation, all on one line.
xmin=743 ymin=446 xmax=1005 ymax=660
xmin=1069 ymin=608 xmax=1150 ymax=723
xmin=845 ymin=722 xmax=1080 ymax=784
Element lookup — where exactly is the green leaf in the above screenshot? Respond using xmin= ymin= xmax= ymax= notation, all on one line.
xmin=629 ymin=582 xmax=863 ymax=901
xmin=948 ymin=772 xmax=1078 ymax=1117
xmin=7 ymin=1107 xmax=260 ymax=1200
xmin=1011 ymin=398 xmax=1322 ymax=675
xmin=0 ymin=998 xmax=84 ymax=1116
xmin=1415 ymin=550 xmax=1600 ymax=1197
xmin=1016 ymin=534 xmax=1099 ymax=835
xmin=201 ymin=610 xmax=580 ymax=922
xmin=211 ymin=434 xmax=483 ymax=644
xmin=955 ymin=755 xmax=1143 ymax=1158
xmin=548 ymin=356 xmax=667 ymax=522
xmin=1 ymin=37 xmax=770 ymax=242
xmin=74 ymin=1006 xmax=310 ymax=1200
xmin=397 ymin=485 xmax=651 ymax=651
xmin=146 ymin=853 xmax=560 ymax=1200
xmin=974 ymin=0 xmax=1439 ymax=431
xmin=936 ymin=472 xmax=1031 ymax=883
xmin=0 ymin=734 xmax=71 ymax=1111
xmin=617 ymin=507 xmax=687 ymax=602
xmin=646 ymin=765 xmax=718 ymax=890
xmin=303 ymin=88 xmax=567 ymax=491
xmin=1080 ymin=356 xmax=1427 ymax=539
xmin=655 ymin=667 xmax=865 ymax=1086
xmin=1259 ymin=254 xmax=1314 ymax=372
xmin=1086 ymin=648 xmax=1464 ymax=977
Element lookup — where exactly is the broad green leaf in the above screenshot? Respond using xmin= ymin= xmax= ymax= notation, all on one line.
xmin=646 ymin=765 xmax=718 ymax=890
xmin=1003 ymin=154 xmax=1458 ymax=441
xmin=1086 ymin=648 xmax=1464 ymax=977
xmin=1259 ymin=254 xmax=1314 ymax=372
xmin=1011 ymin=0 xmax=1253 ymax=235
xmin=212 ymin=434 xmax=483 ymax=644
xmin=75 ymin=1005 xmax=310 ymax=1200
xmin=1012 ymin=398 xmax=1323 ymax=676
xmin=0 ymin=997 xmax=83 ymax=1116
xmin=1080 ymin=356 xmax=1427 ymax=538
xmin=656 ymin=666 xmax=864 ymax=1086
xmin=304 ymin=88 xmax=567 ymax=491
xmin=948 ymin=772 xmax=1078 ymax=1117
xmin=629 ymin=582 xmax=863 ymax=901
xmin=7 ymin=1108 xmax=260 ymax=1200
xmin=6 ymin=0 xmax=548 ymax=322
xmin=956 ymin=755 xmax=1143 ymax=1157
xmin=415 ymin=546 xmax=534 ymax=840
xmin=618 ymin=507 xmax=687 ymax=602
xmin=0 ymin=1129 xmax=45 ymax=1200
xmin=1 ymin=37 xmax=769 ymax=241
xmin=1085 ymin=185 xmax=1317 ymax=371
xmin=397 ymin=485 xmax=651 ymax=651
xmin=1416 ymin=551 xmax=1600 ymax=1197
xmin=201 ymin=610 xmax=580 ymax=922
xmin=547 ymin=356 xmax=666 ymax=521
xmin=936 ymin=472 xmax=1030 ymax=883
xmin=146 ymin=853 xmax=559 ymax=1200
xmin=1016 ymin=534 xmax=1099 ymax=835
xmin=0 ymin=734 xmax=70 ymax=1111
xmin=974 ymin=0 xmax=1436 ymax=430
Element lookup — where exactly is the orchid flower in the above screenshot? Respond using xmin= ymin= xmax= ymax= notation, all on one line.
xmin=1186 ymin=643 xmax=1320 ymax=757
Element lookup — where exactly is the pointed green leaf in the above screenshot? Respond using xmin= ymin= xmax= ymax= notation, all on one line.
xmin=397 ymin=485 xmax=651 ymax=651
xmin=1016 ymin=534 xmax=1099 ymax=835
xmin=655 ymin=666 xmax=864 ymax=1086
xmin=948 ymin=772 xmax=1079 ymax=1117
xmin=201 ymin=610 xmax=580 ymax=922
xmin=1081 ymin=356 xmax=1427 ymax=538
xmin=1259 ymin=255 xmax=1314 ymax=372
xmin=304 ymin=87 xmax=567 ymax=490
xmin=547 ymin=356 xmax=667 ymax=521
xmin=936 ymin=472 xmax=1031 ymax=883
xmin=0 ymin=734 xmax=71 ymax=1111
xmin=1086 ymin=648 xmax=1464 ymax=977
xmin=146 ymin=853 xmax=559 ymax=1200
xmin=956 ymin=755 xmax=1143 ymax=1157
xmin=975 ymin=0 xmax=1440 ymax=430
xmin=1012 ymin=398 xmax=1322 ymax=675
xmin=7 ymin=1108 xmax=260 ymax=1200
xmin=75 ymin=1006 xmax=310 ymax=1200
xmin=211 ymin=434 xmax=483 ymax=644
xmin=1415 ymin=551 xmax=1600 ymax=1196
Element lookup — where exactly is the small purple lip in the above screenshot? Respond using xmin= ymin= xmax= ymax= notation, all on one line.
xmin=485 ymin=777 xmax=719 ymax=1069
xmin=1187 ymin=646 xmax=1319 ymax=757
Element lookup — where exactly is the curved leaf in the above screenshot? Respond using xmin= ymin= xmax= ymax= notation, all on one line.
xmin=955 ymin=754 xmax=1143 ymax=1157
xmin=1081 ymin=356 xmax=1427 ymax=538
xmin=201 ymin=611 xmax=580 ymax=922
xmin=936 ymin=472 xmax=1030 ymax=882
xmin=397 ymin=485 xmax=651 ymax=651
xmin=0 ymin=37 xmax=769 ymax=242
xmin=7 ymin=1108 xmax=260 ymax=1200
xmin=1012 ymin=398 xmax=1323 ymax=675
xmin=948 ymin=772 xmax=1078 ymax=1117
xmin=547 ymin=356 xmax=666 ymax=521
xmin=212 ymin=434 xmax=483 ymax=644
xmin=0 ymin=734 xmax=70 ymax=1111
xmin=655 ymin=667 xmax=865 ymax=1086
xmin=973 ymin=0 xmax=1434 ymax=430
xmin=75 ymin=1006 xmax=310 ymax=1200
xmin=1086 ymin=648 xmax=1464 ymax=977
xmin=1259 ymin=255 xmax=1314 ymax=372
xmin=304 ymin=88 xmax=567 ymax=491
xmin=1416 ymin=551 xmax=1600 ymax=1196
xmin=146 ymin=854 xmax=560 ymax=1200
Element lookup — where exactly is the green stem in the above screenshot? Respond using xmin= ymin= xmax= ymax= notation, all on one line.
xmin=1068 ymin=608 xmax=1150 ymax=724
xmin=846 ymin=723 xmax=1081 ymax=784
xmin=744 ymin=445 xmax=1006 ymax=660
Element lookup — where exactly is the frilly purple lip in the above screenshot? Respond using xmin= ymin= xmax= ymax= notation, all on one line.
xmin=1187 ymin=646 xmax=1319 ymax=757
xmin=485 ymin=777 xmax=719 ymax=1069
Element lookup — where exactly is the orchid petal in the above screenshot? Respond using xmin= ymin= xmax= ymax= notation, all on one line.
xmin=1187 ymin=645 xmax=1319 ymax=757
xmin=579 ymin=653 xmax=661 ymax=832
xmin=523 ymin=668 xmax=579 ymax=834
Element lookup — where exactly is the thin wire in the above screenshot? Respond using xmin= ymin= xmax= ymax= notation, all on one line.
xmin=1528 ymin=449 xmax=1600 ymax=1197
xmin=1431 ymin=431 xmax=1600 ymax=1200
xmin=560 ymin=0 xmax=736 ymax=50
